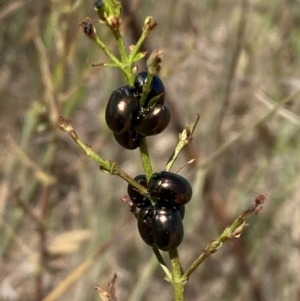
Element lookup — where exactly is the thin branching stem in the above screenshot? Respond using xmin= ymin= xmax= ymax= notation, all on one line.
xmin=152 ymin=247 xmax=172 ymax=280
xmin=139 ymin=72 xmax=154 ymax=107
xmin=59 ymin=117 xmax=148 ymax=196
xmin=94 ymin=35 xmax=121 ymax=66
xmin=139 ymin=137 xmax=153 ymax=182
xmin=169 ymin=249 xmax=185 ymax=301
xmin=128 ymin=30 xmax=148 ymax=64
xmin=166 ymin=114 xmax=200 ymax=171
xmin=183 ymin=195 xmax=265 ymax=280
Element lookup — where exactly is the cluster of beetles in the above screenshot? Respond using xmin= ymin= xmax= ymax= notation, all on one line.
xmin=105 ymin=71 xmax=170 ymax=149
xmin=105 ymin=72 xmax=193 ymax=251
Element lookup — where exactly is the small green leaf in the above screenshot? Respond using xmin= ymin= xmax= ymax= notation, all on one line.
xmin=132 ymin=51 xmax=147 ymax=63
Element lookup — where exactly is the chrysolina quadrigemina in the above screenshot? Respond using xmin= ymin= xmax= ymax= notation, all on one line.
xmin=137 ymin=206 xmax=155 ymax=247
xmin=148 ymin=171 xmax=193 ymax=205
xmin=113 ymin=129 xmax=141 ymax=150
xmin=137 ymin=201 xmax=185 ymax=251
xmin=127 ymin=172 xmax=187 ymax=251
xmin=105 ymin=86 xmax=139 ymax=134
xmin=127 ymin=174 xmax=151 ymax=208
xmin=135 ymin=104 xmax=170 ymax=136
xmin=151 ymin=201 xmax=184 ymax=251
xmin=105 ymin=72 xmax=170 ymax=146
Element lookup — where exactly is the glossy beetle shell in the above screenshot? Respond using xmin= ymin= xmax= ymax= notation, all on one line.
xmin=134 ymin=72 xmax=165 ymax=105
xmin=178 ymin=204 xmax=185 ymax=220
xmin=156 ymin=200 xmax=185 ymax=220
xmin=135 ymin=105 xmax=170 ymax=136
xmin=113 ymin=129 xmax=141 ymax=150
xmin=137 ymin=206 xmax=155 ymax=247
xmin=151 ymin=202 xmax=184 ymax=251
xmin=105 ymin=86 xmax=139 ymax=134
xmin=127 ymin=174 xmax=151 ymax=208
xmin=148 ymin=171 xmax=192 ymax=205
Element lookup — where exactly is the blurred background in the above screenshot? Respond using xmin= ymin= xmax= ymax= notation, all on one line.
xmin=1 ymin=0 xmax=300 ymax=300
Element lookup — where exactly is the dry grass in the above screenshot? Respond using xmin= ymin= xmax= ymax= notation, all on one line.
xmin=1 ymin=0 xmax=300 ymax=300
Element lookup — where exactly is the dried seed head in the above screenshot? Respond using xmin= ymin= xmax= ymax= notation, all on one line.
xmin=79 ymin=18 xmax=96 ymax=39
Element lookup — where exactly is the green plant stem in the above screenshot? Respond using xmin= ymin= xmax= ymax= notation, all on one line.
xmin=169 ymin=249 xmax=185 ymax=301
xmin=94 ymin=35 xmax=121 ymax=66
xmin=139 ymin=137 xmax=153 ymax=181
xmin=183 ymin=195 xmax=265 ymax=280
xmin=152 ymin=247 xmax=172 ymax=280
xmin=165 ymin=129 xmax=189 ymax=172
xmin=166 ymin=114 xmax=200 ymax=171
xmin=139 ymin=72 xmax=154 ymax=107
xmin=182 ymin=225 xmax=239 ymax=280
xmin=111 ymin=29 xmax=133 ymax=84
xmin=113 ymin=30 xmax=128 ymax=64
xmin=128 ymin=29 xmax=148 ymax=64
xmin=59 ymin=117 xmax=148 ymax=196
xmin=172 ymin=281 xmax=185 ymax=301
